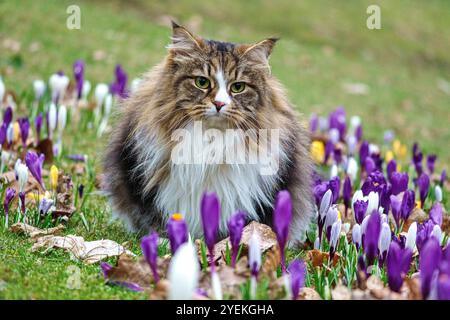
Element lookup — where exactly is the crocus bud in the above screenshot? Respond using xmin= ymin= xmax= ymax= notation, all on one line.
xmin=25 ymin=151 xmax=45 ymax=190
xmin=343 ymin=176 xmax=352 ymax=215
xmin=141 ymin=231 xmax=159 ymax=283
xmin=386 ymin=241 xmax=412 ymax=292
xmin=390 ymin=194 xmax=402 ymax=229
xmin=167 ymin=242 xmax=199 ymax=300
xmin=227 ymin=211 xmax=246 ymax=267
xmin=49 ymin=72 xmax=69 ymax=104
xmin=391 ymin=172 xmax=408 ymax=196
xmin=3 ymin=187 xmax=16 ymax=227
xmin=18 ymin=117 xmax=30 ymax=147
xmin=419 ymin=238 xmax=441 ymax=299
xmin=35 ymin=113 xmax=43 ymax=143
xmin=324 ymin=206 xmax=338 ymax=241
xmin=200 ymin=192 xmax=220 ymax=269
xmin=405 ymin=222 xmax=417 ymax=251
xmin=288 ymin=259 xmax=306 ymax=300
xmin=352 ymin=224 xmax=362 ymax=250
xmin=273 ymin=190 xmax=292 ymax=272
xmin=6 ymin=122 xmax=13 ymax=145
xmin=38 ymin=198 xmax=54 ymax=215
xmin=50 ymin=165 xmax=58 ymax=190
xmin=248 ymin=231 xmax=261 ymax=299
xmin=378 ymin=222 xmax=391 ymax=265
xmin=418 ymin=173 xmax=430 ymax=207
xmin=82 ymin=80 xmax=91 ymax=100
xmin=329 ymin=220 xmax=341 ymax=259
xmin=15 ymin=161 xmax=28 ymax=192
xmin=434 ymin=185 xmax=442 ymax=203
xmin=363 ymin=211 xmax=381 ymax=265
xmin=95 ymin=83 xmax=109 ymax=108
xmin=48 ymin=103 xmax=57 ymax=139
xmin=401 ymin=189 xmax=415 ymax=221
xmin=347 ymin=136 xmax=357 ymax=156
xmin=58 ymin=105 xmax=67 ymax=135
xmin=429 ymin=203 xmax=443 ymax=226
xmin=33 ymin=80 xmax=46 ymax=101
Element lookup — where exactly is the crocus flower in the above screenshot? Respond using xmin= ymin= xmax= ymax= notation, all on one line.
xmin=329 ymin=176 xmax=340 ymax=204
xmin=401 ymin=189 xmax=415 ymax=221
xmin=390 ymin=172 xmax=408 ymax=195
xmin=318 ymin=189 xmax=332 ymax=243
xmin=429 ymin=202 xmax=443 ymax=226
xmin=426 ymin=154 xmax=436 ymax=175
xmin=38 ymin=198 xmax=54 ymax=215
xmin=347 ymin=135 xmax=357 ymax=155
xmin=416 ymin=219 xmax=435 ymax=252
xmin=57 ymin=105 xmax=67 ymax=137
xmin=362 ymin=171 xmax=386 ymax=195
xmin=35 ymin=113 xmax=43 ymax=144
xmin=288 ymin=259 xmax=306 ymax=300
xmin=355 ymin=125 xmax=363 ymax=142
xmin=418 ymin=173 xmax=430 ymax=207
xmin=359 ymin=141 xmax=369 ymax=166
xmin=73 ymin=60 xmax=84 ymax=100
xmin=378 ymin=222 xmax=391 ymax=265
xmin=329 ymin=219 xmax=341 ymax=259
xmin=431 ymin=225 xmax=443 ymax=244
xmin=346 ymin=157 xmax=358 ymax=182
xmin=273 ymin=190 xmax=292 ymax=272
xmin=343 ymin=176 xmax=351 ymax=215
xmin=390 ymin=194 xmax=402 ymax=228
xmin=364 ymin=157 xmax=376 ymax=174
xmin=3 ymin=188 xmax=16 ymax=227
xmin=386 ymin=241 xmax=412 ymax=292
xmin=200 ymin=192 xmax=220 ymax=268
xmin=167 ymin=242 xmax=199 ymax=300
xmin=33 ymin=80 xmax=46 ymax=101
xmin=353 ymin=199 xmax=368 ymax=225
xmin=3 ymin=106 xmax=12 ymax=128
xmin=435 ymin=185 xmax=442 ymax=203
xmin=363 ymin=210 xmax=381 ymax=264
xmin=324 ymin=206 xmax=338 ymax=241
xmin=141 ymin=231 xmax=159 ymax=283
xmin=420 ymin=238 xmax=441 ymax=299
xmin=0 ymin=123 xmax=7 ymax=145
xmin=15 ymin=161 xmax=28 ymax=192
xmin=25 ymin=151 xmax=45 ymax=190
xmin=413 ymin=151 xmax=423 ymax=176
xmin=248 ymin=231 xmax=261 ymax=299
xmin=18 ymin=117 xmax=30 ymax=147
xmin=379 ymin=184 xmax=392 ymax=214
xmin=167 ymin=213 xmax=188 ymax=255
xmin=111 ymin=64 xmax=128 ymax=98
xmin=228 ymin=211 xmax=246 ymax=267
xmin=386 ymin=159 xmax=397 ymax=182
xmin=50 ymin=165 xmax=58 ymax=191
xmin=440 ymin=169 xmax=446 ymax=187
xmin=324 ymin=140 xmax=334 ymax=164
xmin=49 ymin=72 xmax=69 ymax=104
xmin=68 ymin=154 xmax=87 ymax=162
xmin=352 ymin=224 xmax=362 ymax=250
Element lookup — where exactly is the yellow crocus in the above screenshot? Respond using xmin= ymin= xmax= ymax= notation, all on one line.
xmin=27 ymin=191 xmax=51 ymax=202
xmin=50 ymin=165 xmax=59 ymax=190
xmin=310 ymin=140 xmax=325 ymax=164
xmin=385 ymin=150 xmax=394 ymax=163
xmin=13 ymin=122 xmax=20 ymax=142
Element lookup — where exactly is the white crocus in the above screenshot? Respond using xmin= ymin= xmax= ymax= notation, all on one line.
xmin=97 ymin=94 xmax=113 ymax=137
xmin=130 ymin=78 xmax=141 ymax=93
xmin=431 ymin=225 xmax=443 ymax=244
xmin=330 ymin=164 xmax=338 ymax=179
xmin=368 ymin=144 xmax=380 ymax=155
xmin=435 ymin=185 xmax=442 ymax=203
xmin=405 ymin=222 xmax=417 ymax=251
xmin=15 ymin=160 xmax=28 ymax=192
xmin=346 ymin=157 xmax=358 ymax=181
xmin=33 ymin=80 xmax=46 ymax=101
xmin=330 ymin=220 xmax=342 ymax=253
xmin=314 ymin=237 xmax=320 ymax=250
xmin=324 ymin=206 xmax=339 ymax=231
xmin=350 ymin=116 xmax=361 ymax=130
xmin=94 ymin=83 xmax=109 ymax=124
xmin=6 ymin=123 xmax=14 ymax=145
xmin=82 ymin=80 xmax=91 ymax=100
xmin=248 ymin=232 xmax=261 ymax=299
xmin=167 ymin=242 xmax=199 ymax=300
xmin=352 ymin=224 xmax=362 ymax=248
xmin=58 ymin=105 xmax=67 ymax=134
xmin=49 ymin=73 xmax=69 ymax=103
xmin=361 ymin=213 xmax=371 ymax=236
xmin=211 ymin=271 xmax=223 ymax=300
xmin=48 ymin=102 xmax=57 ymax=139
xmin=378 ymin=222 xmax=391 ymax=258
xmin=366 ymin=192 xmax=379 ymax=215
xmin=329 ymin=128 xmax=340 ymax=144
xmin=347 ymin=135 xmax=358 ymax=155
xmin=319 ymin=189 xmax=333 ymax=222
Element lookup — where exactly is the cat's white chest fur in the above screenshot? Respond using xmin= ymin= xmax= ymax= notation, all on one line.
xmin=154 ymin=122 xmax=280 ymax=237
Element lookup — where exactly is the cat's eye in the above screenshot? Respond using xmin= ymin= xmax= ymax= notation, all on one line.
xmin=194 ymin=76 xmax=210 ymax=89
xmin=230 ymin=82 xmax=246 ymax=93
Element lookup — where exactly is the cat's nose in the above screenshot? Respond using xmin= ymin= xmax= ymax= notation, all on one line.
xmin=213 ymin=101 xmax=226 ymax=112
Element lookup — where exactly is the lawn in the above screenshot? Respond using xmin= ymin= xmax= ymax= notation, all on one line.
xmin=0 ymin=0 xmax=449 ymax=299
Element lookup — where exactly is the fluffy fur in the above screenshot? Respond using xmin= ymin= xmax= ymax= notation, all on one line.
xmin=104 ymin=22 xmax=314 ymax=243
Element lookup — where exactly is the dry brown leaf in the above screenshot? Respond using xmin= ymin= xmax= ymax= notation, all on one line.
xmin=198 ymin=264 xmax=248 ymax=299
xmin=52 ymin=172 xmax=75 ymax=219
xmin=10 ymin=222 xmax=65 ymax=239
xmin=31 ymin=234 xmax=134 ymax=264
xmin=404 ymin=207 xmax=428 ymax=230
xmin=306 ymin=249 xmax=340 ymax=267
xmin=261 ymin=245 xmax=281 ymax=278
xmin=36 ymin=139 xmax=54 ymax=164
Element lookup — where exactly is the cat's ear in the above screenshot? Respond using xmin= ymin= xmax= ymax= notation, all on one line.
xmin=239 ymin=38 xmax=279 ymax=63
xmin=168 ymin=21 xmax=205 ymax=56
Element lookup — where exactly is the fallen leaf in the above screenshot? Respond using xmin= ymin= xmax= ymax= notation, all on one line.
xmin=32 ymin=235 xmax=134 ymax=264
xmin=36 ymin=139 xmax=54 ymax=164
xmin=306 ymin=249 xmax=340 ymax=267
xmin=10 ymin=222 xmax=65 ymax=240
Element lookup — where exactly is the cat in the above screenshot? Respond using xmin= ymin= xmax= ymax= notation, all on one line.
xmin=104 ymin=22 xmax=314 ymax=243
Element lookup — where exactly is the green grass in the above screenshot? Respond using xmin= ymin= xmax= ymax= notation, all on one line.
xmin=0 ymin=0 xmax=449 ymax=299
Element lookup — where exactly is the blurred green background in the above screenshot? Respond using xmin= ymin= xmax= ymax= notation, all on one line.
xmin=1 ymin=0 xmax=449 ymax=168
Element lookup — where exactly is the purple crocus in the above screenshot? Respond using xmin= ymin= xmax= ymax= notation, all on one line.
xmin=18 ymin=191 xmax=25 ymax=215
xmin=313 ymin=181 xmax=328 ymax=207
xmin=363 ymin=210 xmax=381 ymax=264
xmin=390 ymin=172 xmax=408 ymax=195
xmin=141 ymin=231 xmax=159 ymax=283
xmin=25 ymin=151 xmax=45 ymax=190
xmin=167 ymin=214 xmax=188 ymax=255
xmin=354 ymin=199 xmax=368 ymax=225
xmin=426 ymin=155 xmax=437 ymax=175
xmin=390 ymin=194 xmax=402 ymax=229
xmin=429 ymin=203 xmax=443 ymax=226
xmin=3 ymin=106 xmax=12 ymax=128
xmin=0 ymin=123 xmax=7 ymax=145
xmin=35 ymin=113 xmax=43 ymax=144
xmin=38 ymin=198 xmax=54 ymax=215
xmin=379 ymin=184 xmax=392 ymax=214
xmin=343 ymin=176 xmax=352 ymax=216
xmin=355 ymin=125 xmax=363 ymax=142
xmin=416 ymin=219 xmax=435 ymax=252
xmin=328 ymin=176 xmax=340 ymax=204
xmin=67 ymin=154 xmax=87 ymax=162
xmin=364 ymin=157 xmax=376 ymax=175
xmin=73 ymin=60 xmax=84 ymax=100
xmin=419 ymin=238 xmax=441 ymax=299
xmin=288 ymin=259 xmax=306 ymax=300
xmin=386 ymin=241 xmax=412 ymax=292
xmin=361 ymin=170 xmax=386 ymax=195
xmin=417 ymin=173 xmax=430 ymax=207
xmin=359 ymin=141 xmax=369 ymax=166
xmin=440 ymin=169 xmax=446 ymax=187
xmin=401 ymin=189 xmax=415 ymax=221
xmin=3 ymin=187 xmax=16 ymax=227
xmin=324 ymin=140 xmax=334 ymax=164
xmin=413 ymin=151 xmax=423 ymax=176
xmin=227 ymin=211 xmax=246 ymax=267
xmin=386 ymin=159 xmax=397 ymax=182
xmin=110 ymin=64 xmax=128 ymax=98
xmin=18 ymin=117 xmax=30 ymax=147
xmin=273 ymin=190 xmax=292 ymax=272
xmin=200 ymin=192 xmax=220 ymax=269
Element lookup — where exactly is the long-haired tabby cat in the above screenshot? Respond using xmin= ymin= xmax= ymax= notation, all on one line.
xmin=104 ymin=22 xmax=314 ymax=243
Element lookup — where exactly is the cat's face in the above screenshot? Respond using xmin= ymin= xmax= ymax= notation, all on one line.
xmin=165 ymin=22 xmax=278 ymax=130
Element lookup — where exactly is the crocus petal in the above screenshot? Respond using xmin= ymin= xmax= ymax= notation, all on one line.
xmin=429 ymin=203 xmax=443 ymax=227
xmin=249 ymin=231 xmax=261 ymax=278
xmin=141 ymin=232 xmax=159 ymax=283
xmin=405 ymin=222 xmax=417 ymax=251
xmin=352 ymin=224 xmax=362 ymax=250
xmin=273 ymin=190 xmax=292 ymax=271
xmin=200 ymin=192 xmax=220 ymax=255
xmin=167 ymin=242 xmax=199 ymax=300
xmin=420 ymin=238 xmax=442 ymax=299
xmin=418 ymin=173 xmax=430 ymax=206
xmin=363 ymin=210 xmax=381 ymax=264
xmin=228 ymin=211 xmax=246 ymax=267
xmin=167 ymin=214 xmax=188 ymax=255
xmin=288 ymin=259 xmax=306 ymax=300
